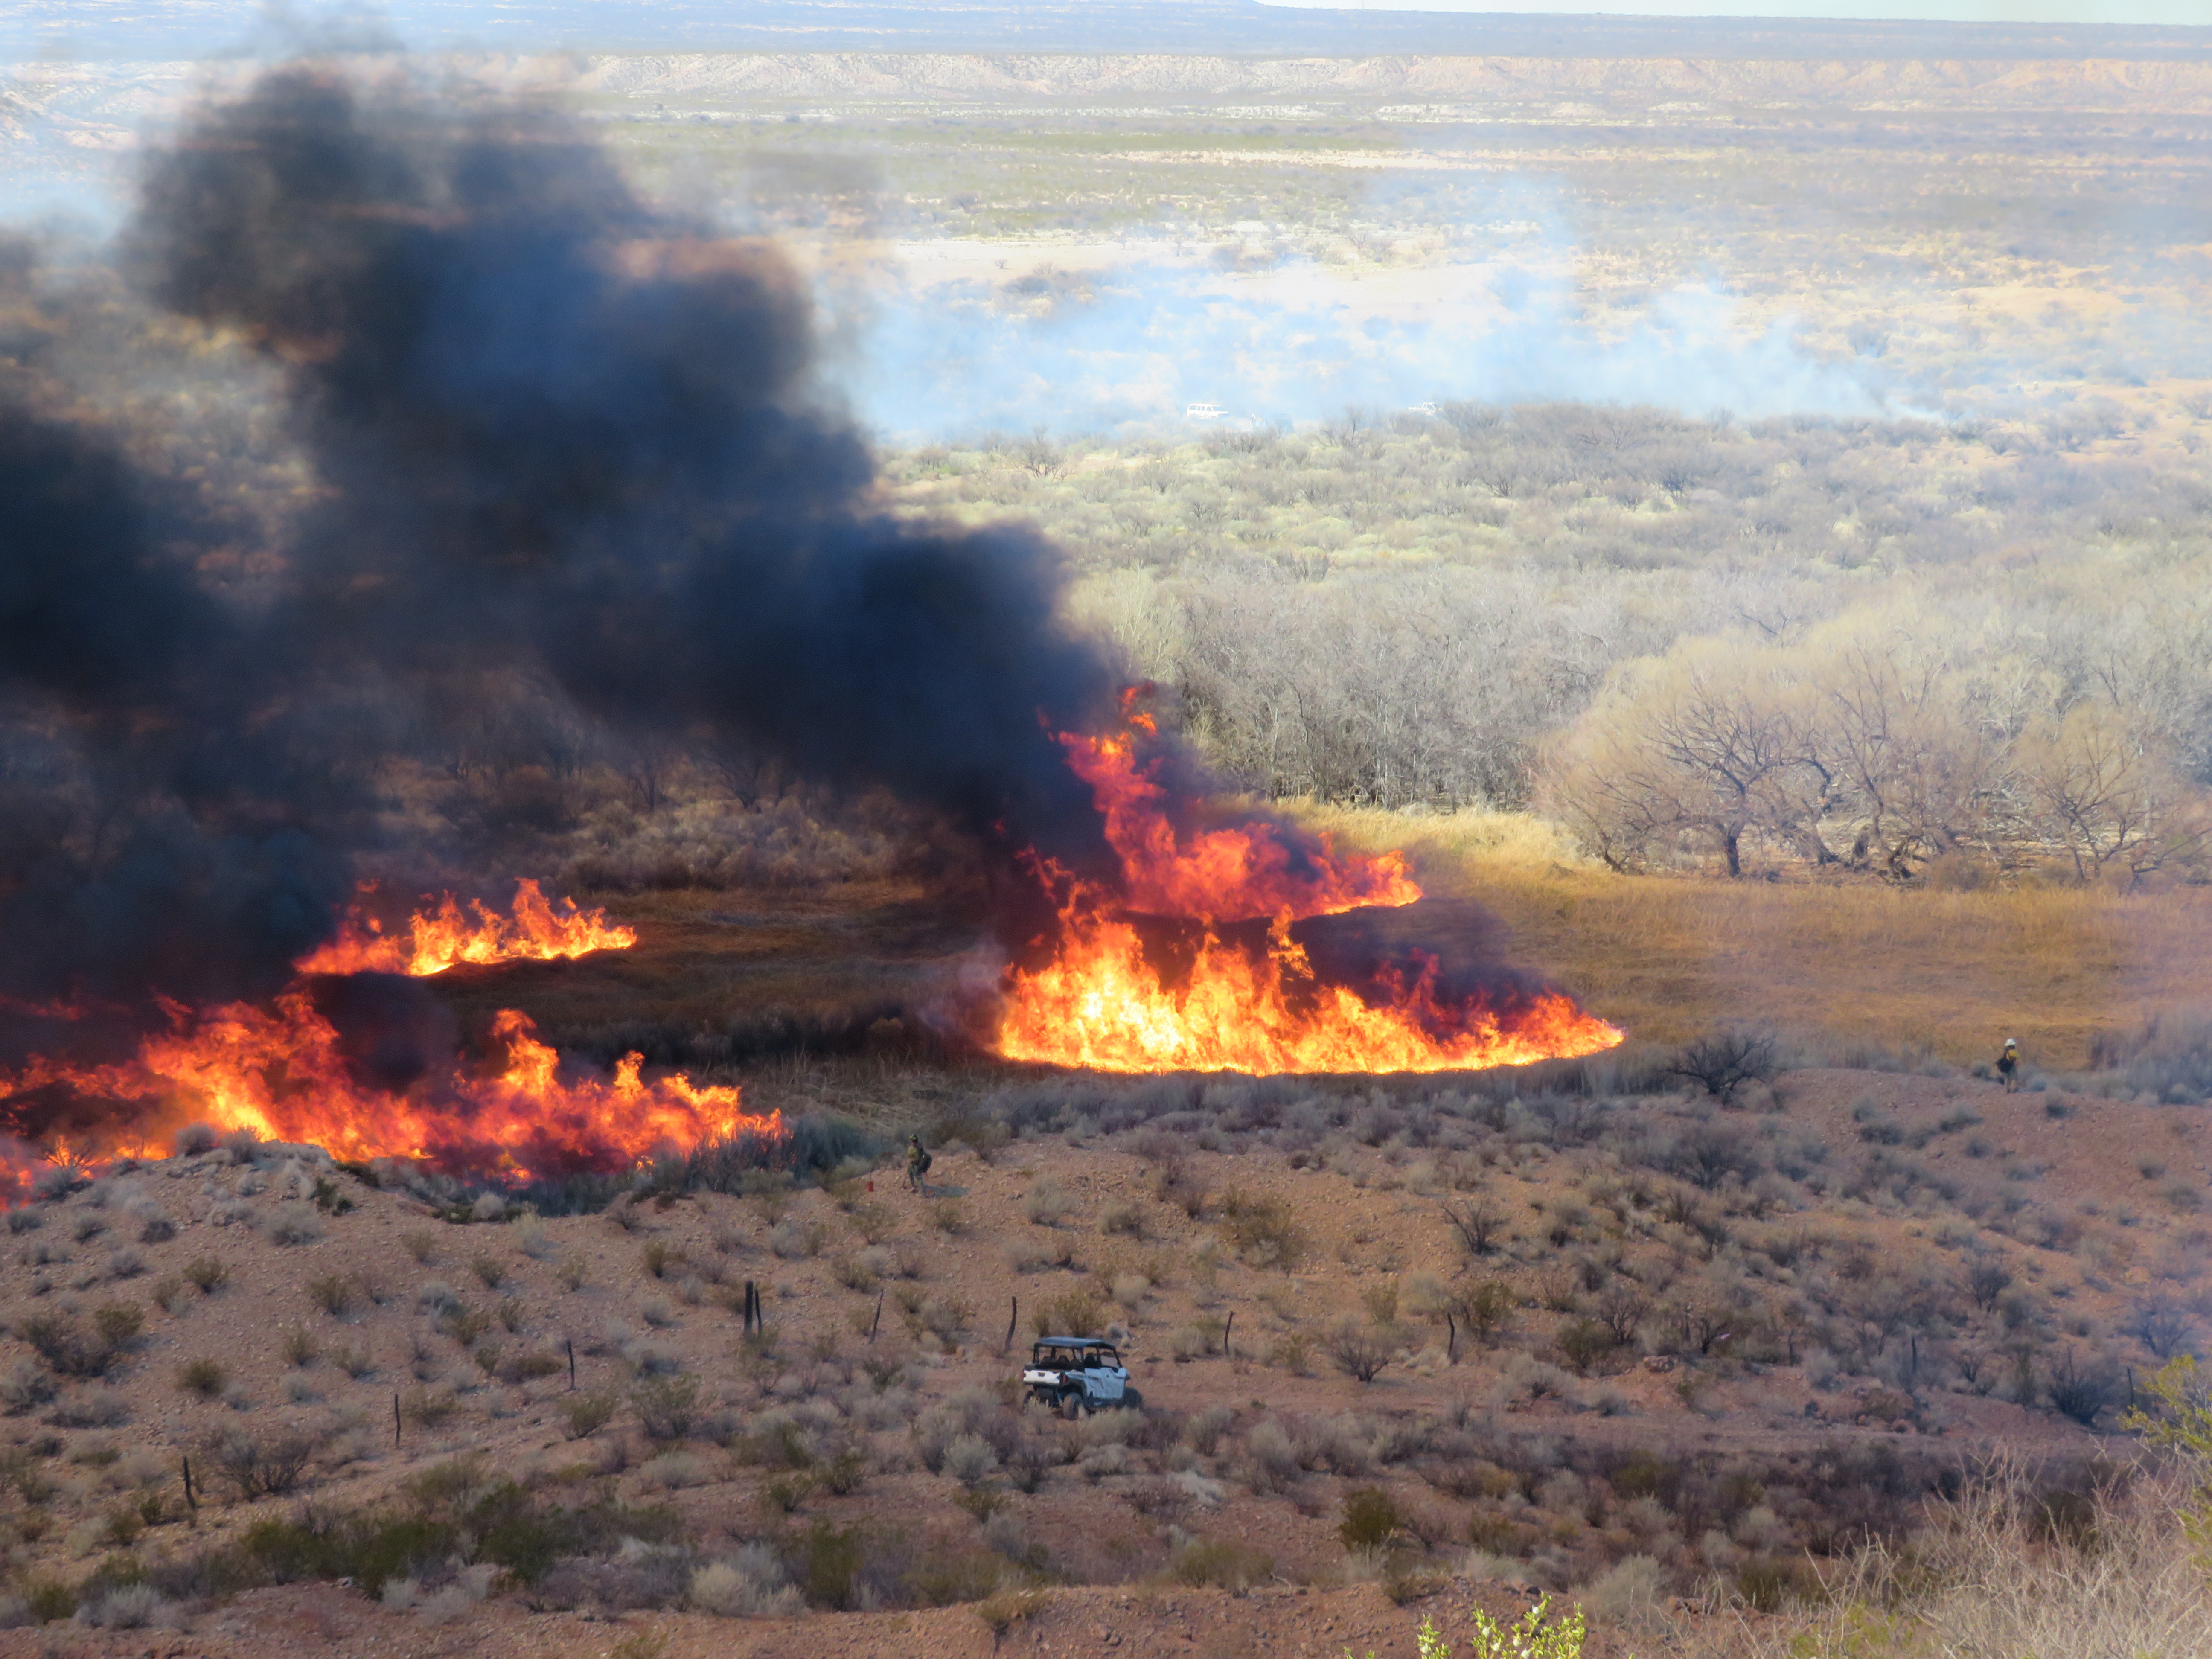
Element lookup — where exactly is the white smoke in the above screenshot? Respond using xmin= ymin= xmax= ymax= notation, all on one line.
xmin=831 ymin=244 xmax=1894 ymax=442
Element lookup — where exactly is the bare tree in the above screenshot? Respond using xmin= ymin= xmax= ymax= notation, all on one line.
xmin=2018 ymin=706 xmax=2179 ymax=882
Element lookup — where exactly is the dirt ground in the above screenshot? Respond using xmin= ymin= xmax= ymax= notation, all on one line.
xmin=1 ymin=1047 xmax=2176 ymax=1656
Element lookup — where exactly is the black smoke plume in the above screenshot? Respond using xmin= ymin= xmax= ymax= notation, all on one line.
xmin=0 ymin=64 xmax=1120 ymax=1028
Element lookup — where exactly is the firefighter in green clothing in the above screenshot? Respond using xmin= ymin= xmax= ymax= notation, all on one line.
xmin=905 ymin=1134 xmax=933 ymax=1194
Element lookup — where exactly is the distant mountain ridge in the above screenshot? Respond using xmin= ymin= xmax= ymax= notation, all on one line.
xmin=9 ymin=0 xmax=2212 ymax=66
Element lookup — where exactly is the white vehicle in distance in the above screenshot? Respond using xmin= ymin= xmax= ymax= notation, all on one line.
xmin=1021 ymin=1336 xmax=1141 ymax=1417
xmin=1184 ymin=402 xmax=1228 ymax=421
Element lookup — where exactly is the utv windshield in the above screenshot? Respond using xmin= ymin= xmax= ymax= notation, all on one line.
xmin=1033 ymin=1342 xmax=1119 ymax=1367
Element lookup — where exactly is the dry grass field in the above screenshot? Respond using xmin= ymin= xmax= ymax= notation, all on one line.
xmin=1298 ymin=804 xmax=2212 ymax=1072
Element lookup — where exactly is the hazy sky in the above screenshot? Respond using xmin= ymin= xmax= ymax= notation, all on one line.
xmin=1262 ymin=0 xmax=2211 ymax=19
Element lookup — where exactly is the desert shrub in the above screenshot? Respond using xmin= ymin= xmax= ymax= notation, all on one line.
xmin=1170 ymin=1535 xmax=1273 ymax=1591
xmin=563 ymin=1391 xmax=620 ymax=1439
xmin=76 ymin=1583 xmax=171 ymax=1629
xmin=1328 ymin=1322 xmax=1391 ymax=1383
xmin=0 ymin=1357 xmax=54 ymax=1414
xmin=819 ymin=1447 xmax=869 ymax=1495
xmin=675 ymin=1117 xmax=882 ymax=1193
xmin=975 ymin=1585 xmax=1049 ymax=1638
xmin=631 ymin=1374 xmax=701 ymax=1442
xmin=1035 ymin=1285 xmax=1109 ymax=1338
xmin=1217 ymin=1190 xmax=1304 ymax=1269
xmin=761 ymin=1473 xmax=815 ymax=1514
xmin=262 ymin=1204 xmax=324 ymax=1246
xmin=797 ymin=1519 xmax=867 ymax=1610
xmin=205 ymin=1428 xmax=317 ymax=1499
xmin=1185 ymin=1403 xmax=1235 ymax=1457
xmin=400 ymin=1388 xmax=458 ymax=1427
xmin=913 ymin=1388 xmax=1024 ymax=1474
xmin=1443 ymin=1200 xmax=1506 ymax=1257
xmin=690 ymin=1545 xmax=801 ymax=1617
xmin=1340 ymin=1486 xmax=1409 ymax=1553
xmin=2046 ymin=1348 xmax=2117 ymax=1426
xmin=944 ymin=1433 xmax=998 ymax=1486
xmin=1738 ymin=1554 xmax=1822 ymax=1611
xmin=49 ymin=1384 xmax=128 ymax=1426
xmin=183 ymin=1257 xmax=228 ymax=1293
xmin=1558 ymin=1320 xmax=1618 ymax=1376
xmin=137 ymin=1214 xmax=177 ymax=1245
xmin=1667 ymin=1031 xmax=1778 ymax=1103
xmin=1581 ymin=1554 xmax=1666 ymax=1628
xmin=470 ymin=1254 xmax=508 ymax=1289
xmin=1024 ymin=1181 xmax=1075 ymax=1227
xmin=304 ymin=1273 xmax=354 ymax=1317
xmin=2088 ymin=1009 xmax=2212 ymax=1104
xmin=1665 ymin=1125 xmax=1767 ymax=1191
xmin=1453 ymin=1280 xmax=1515 ymax=1344
xmin=177 ymin=1358 xmax=229 ymax=1398
xmin=1154 ymin=1158 xmax=1210 ymax=1218
xmin=21 ymin=1304 xmax=141 ymax=1377
xmin=1243 ymin=1420 xmax=1301 ymax=1492
xmin=769 ymin=1220 xmax=826 ymax=1260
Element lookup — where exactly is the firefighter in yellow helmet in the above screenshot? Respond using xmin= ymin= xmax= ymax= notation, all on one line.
xmin=1996 ymin=1037 xmax=2021 ymax=1093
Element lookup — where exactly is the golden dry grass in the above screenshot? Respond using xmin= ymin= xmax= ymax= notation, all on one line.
xmin=1294 ymin=803 xmax=2212 ymax=1068
xmin=1691 ymin=1476 xmax=2212 ymax=1659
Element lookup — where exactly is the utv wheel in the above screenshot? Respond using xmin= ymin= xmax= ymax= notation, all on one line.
xmin=1060 ymin=1390 xmax=1086 ymax=1420
xmin=1118 ymin=1388 xmax=1144 ymax=1412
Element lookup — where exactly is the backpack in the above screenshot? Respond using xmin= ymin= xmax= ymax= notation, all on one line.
xmin=916 ymin=1147 xmax=933 ymax=1176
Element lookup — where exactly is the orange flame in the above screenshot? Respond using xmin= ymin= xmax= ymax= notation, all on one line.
xmin=295 ymin=879 xmax=637 ymax=977
xmin=995 ymin=717 xmax=1622 ymax=1075
xmin=1062 ymin=731 xmax=1420 ymax=921
xmin=2 ymin=992 xmax=773 ymax=1180
xmin=1 ymin=882 xmax=768 ymax=1183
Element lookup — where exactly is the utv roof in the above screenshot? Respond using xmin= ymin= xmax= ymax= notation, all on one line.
xmin=1036 ymin=1336 xmax=1114 ymax=1345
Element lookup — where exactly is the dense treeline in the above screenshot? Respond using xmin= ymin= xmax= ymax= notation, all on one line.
xmin=888 ymin=404 xmax=2212 ymax=881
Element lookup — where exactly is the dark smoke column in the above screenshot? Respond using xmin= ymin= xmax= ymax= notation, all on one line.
xmin=133 ymin=66 xmax=1119 ymax=867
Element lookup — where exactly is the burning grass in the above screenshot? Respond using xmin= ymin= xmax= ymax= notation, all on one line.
xmin=992 ymin=712 xmax=1621 ymax=1076
xmin=0 ymin=885 xmax=779 ymax=1190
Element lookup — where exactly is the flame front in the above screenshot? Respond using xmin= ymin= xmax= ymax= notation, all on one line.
xmin=1062 ymin=728 xmax=1420 ymax=922
xmin=1 ymin=883 xmax=774 ymax=1185
xmin=296 ymin=879 xmax=637 ymax=977
xmin=995 ymin=720 xmax=1623 ymax=1075
xmin=5 ymin=994 xmax=772 ymax=1180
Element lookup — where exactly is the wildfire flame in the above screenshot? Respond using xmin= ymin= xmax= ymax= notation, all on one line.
xmin=1062 ymin=727 xmax=1420 ymax=923
xmin=295 ymin=879 xmax=637 ymax=977
xmin=995 ymin=717 xmax=1623 ymax=1075
xmin=3 ymin=994 xmax=768 ymax=1180
xmin=0 ymin=882 xmax=774 ymax=1187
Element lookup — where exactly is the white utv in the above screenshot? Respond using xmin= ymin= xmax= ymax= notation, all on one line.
xmin=1022 ymin=1336 xmax=1142 ymax=1417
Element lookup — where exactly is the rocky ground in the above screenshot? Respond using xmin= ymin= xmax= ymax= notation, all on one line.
xmin=0 ymin=1056 xmax=2187 ymax=1656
